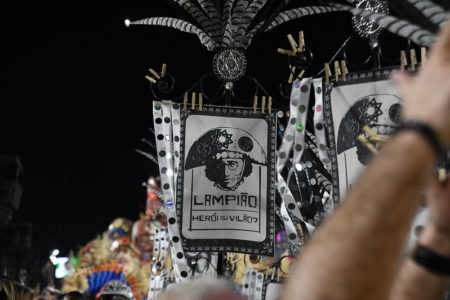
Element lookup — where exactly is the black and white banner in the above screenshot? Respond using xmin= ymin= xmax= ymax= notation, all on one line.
xmin=177 ymin=106 xmax=276 ymax=255
xmin=323 ymin=68 xmax=402 ymax=203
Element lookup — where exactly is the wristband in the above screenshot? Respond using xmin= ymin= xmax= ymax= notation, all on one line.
xmin=395 ymin=121 xmax=443 ymax=157
xmin=412 ymin=244 xmax=450 ymax=276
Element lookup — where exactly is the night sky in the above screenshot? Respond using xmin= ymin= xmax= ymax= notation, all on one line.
xmin=0 ymin=1 xmax=406 ymax=262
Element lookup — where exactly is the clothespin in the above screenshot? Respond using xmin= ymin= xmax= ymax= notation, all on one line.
xmin=288 ymin=66 xmax=296 ymax=84
xmin=340 ymin=60 xmax=349 ymax=82
xmin=198 ymin=93 xmax=203 ymax=111
xmin=191 ymin=92 xmax=196 ymax=110
xmin=410 ymin=49 xmax=417 ymax=72
xmin=183 ymin=92 xmax=188 ymax=110
xmin=161 ymin=63 xmax=167 ymax=78
xmin=278 ymin=31 xmax=305 ymax=56
xmin=149 ymin=68 xmax=161 ymax=80
xmin=253 ymin=96 xmax=258 ymax=113
xmin=299 ymin=31 xmax=305 ymax=52
xmin=295 ymin=223 xmax=305 ymax=238
xmin=357 ymin=134 xmax=378 ymax=155
xmin=145 ymin=75 xmax=156 ymax=84
xmin=287 ymin=34 xmax=299 ymax=52
xmin=146 ymin=64 xmax=167 ymax=83
xmin=324 ymin=63 xmax=332 ymax=84
xmin=438 ymin=168 xmax=447 ymax=183
xmin=277 ymin=48 xmax=296 ymax=56
xmin=268 ymin=96 xmax=272 ymax=114
xmin=261 ymin=96 xmax=267 ymax=114
xmin=297 ymin=70 xmax=305 ymax=80
xmin=400 ymin=50 xmax=408 ymax=71
xmin=421 ymin=47 xmax=427 ymax=67
xmin=334 ymin=61 xmax=341 ymax=83
xmin=363 ymin=125 xmax=389 ymax=143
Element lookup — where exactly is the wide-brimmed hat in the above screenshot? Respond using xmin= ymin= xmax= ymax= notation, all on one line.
xmin=185 ymin=127 xmax=266 ymax=170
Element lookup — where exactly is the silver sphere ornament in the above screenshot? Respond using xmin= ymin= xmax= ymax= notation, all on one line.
xmin=213 ymin=48 xmax=247 ymax=82
xmin=352 ymin=0 xmax=389 ymax=40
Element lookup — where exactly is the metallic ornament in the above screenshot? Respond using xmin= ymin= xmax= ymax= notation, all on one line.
xmin=225 ymin=81 xmax=234 ymax=90
xmin=212 ymin=48 xmax=247 ymax=82
xmin=249 ymin=254 xmax=261 ymax=264
xmin=352 ymin=0 xmax=389 ymax=40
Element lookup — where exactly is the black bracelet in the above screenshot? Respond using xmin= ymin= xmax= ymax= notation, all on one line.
xmin=395 ymin=120 xmax=443 ymax=157
xmin=412 ymin=244 xmax=450 ymax=276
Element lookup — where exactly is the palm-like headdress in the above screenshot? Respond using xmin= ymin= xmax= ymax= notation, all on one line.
xmin=126 ymin=1 xmax=343 ymax=51
xmin=126 ymin=0 xmax=449 ymax=50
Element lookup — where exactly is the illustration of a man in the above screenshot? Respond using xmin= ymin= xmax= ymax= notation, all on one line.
xmin=185 ymin=128 xmax=266 ymax=191
xmin=337 ymin=94 xmax=402 ymax=165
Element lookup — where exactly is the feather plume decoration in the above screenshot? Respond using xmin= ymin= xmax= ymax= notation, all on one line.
xmin=196 ymin=0 xmax=222 ymax=41
xmin=241 ymin=6 xmax=343 ymax=49
xmin=143 ymin=183 xmax=165 ymax=200
xmin=222 ymin=0 xmax=236 ymax=34
xmin=127 ymin=0 xmax=447 ymax=52
xmin=242 ymin=0 xmax=293 ymax=49
xmin=266 ymin=6 xmax=345 ymax=31
xmin=388 ymin=0 xmax=440 ymax=34
xmin=127 ymin=1 xmax=345 ymax=50
xmin=433 ymin=0 xmax=450 ymax=10
xmin=398 ymin=0 xmax=449 ymax=27
xmin=197 ymin=0 xmax=221 ymax=20
xmin=231 ymin=0 xmax=251 ymax=46
xmin=172 ymin=0 xmax=216 ymax=35
xmin=239 ymin=0 xmax=269 ymax=34
xmin=305 ymin=132 xmax=322 ymax=160
xmin=135 ymin=149 xmax=158 ymax=165
xmin=222 ymin=0 xmax=237 ymax=47
xmin=129 ymin=17 xmax=217 ymax=51
xmin=314 ymin=169 xmax=333 ymax=195
xmin=222 ymin=15 xmax=235 ymax=47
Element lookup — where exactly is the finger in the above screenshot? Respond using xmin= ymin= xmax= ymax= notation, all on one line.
xmin=429 ymin=22 xmax=450 ymax=63
xmin=391 ymin=71 xmax=414 ymax=90
xmin=427 ymin=175 xmax=450 ymax=197
xmin=443 ymin=175 xmax=450 ymax=190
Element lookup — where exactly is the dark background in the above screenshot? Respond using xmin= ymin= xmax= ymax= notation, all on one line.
xmin=0 ymin=0 xmax=406 ymax=264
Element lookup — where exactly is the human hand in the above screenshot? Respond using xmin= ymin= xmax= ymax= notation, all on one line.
xmin=419 ymin=178 xmax=450 ymax=255
xmin=392 ymin=23 xmax=450 ymax=145
xmin=427 ymin=178 xmax=450 ymax=233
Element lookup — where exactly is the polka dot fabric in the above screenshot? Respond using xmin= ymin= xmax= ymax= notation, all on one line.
xmin=153 ymin=101 xmax=190 ymax=282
